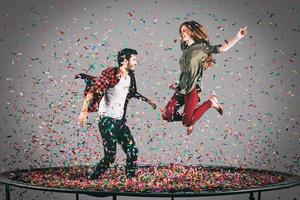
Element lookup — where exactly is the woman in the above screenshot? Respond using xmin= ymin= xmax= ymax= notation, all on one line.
xmin=161 ymin=20 xmax=247 ymax=135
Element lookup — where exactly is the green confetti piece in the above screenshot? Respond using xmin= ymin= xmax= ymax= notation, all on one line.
xmin=88 ymin=63 xmax=96 ymax=71
xmin=267 ymin=128 xmax=273 ymax=132
xmin=150 ymin=147 xmax=160 ymax=151
xmin=90 ymin=34 xmax=97 ymax=40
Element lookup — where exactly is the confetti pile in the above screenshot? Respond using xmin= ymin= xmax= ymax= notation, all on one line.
xmin=11 ymin=165 xmax=285 ymax=193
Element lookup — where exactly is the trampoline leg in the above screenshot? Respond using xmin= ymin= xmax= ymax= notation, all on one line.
xmin=249 ymin=192 xmax=255 ymax=200
xmin=5 ymin=184 xmax=10 ymax=200
xmin=258 ymin=191 xmax=261 ymax=200
xmin=171 ymin=196 xmax=174 ymax=200
xmin=112 ymin=195 xmax=117 ymax=200
xmin=76 ymin=193 xmax=79 ymax=200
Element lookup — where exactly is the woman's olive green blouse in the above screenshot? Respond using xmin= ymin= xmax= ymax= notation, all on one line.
xmin=176 ymin=40 xmax=221 ymax=95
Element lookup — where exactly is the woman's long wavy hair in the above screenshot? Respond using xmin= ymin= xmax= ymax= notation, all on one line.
xmin=179 ymin=21 xmax=216 ymax=70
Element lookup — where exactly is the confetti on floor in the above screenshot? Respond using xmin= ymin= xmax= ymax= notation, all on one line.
xmin=10 ymin=165 xmax=286 ymax=193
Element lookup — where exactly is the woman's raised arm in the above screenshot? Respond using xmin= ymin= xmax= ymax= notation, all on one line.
xmin=219 ymin=26 xmax=247 ymax=52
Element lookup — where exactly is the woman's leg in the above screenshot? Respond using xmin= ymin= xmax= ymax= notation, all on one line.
xmin=162 ymin=92 xmax=184 ymax=122
xmin=182 ymin=88 xmax=212 ymax=127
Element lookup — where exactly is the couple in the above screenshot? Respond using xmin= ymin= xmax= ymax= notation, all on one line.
xmin=76 ymin=20 xmax=247 ymax=180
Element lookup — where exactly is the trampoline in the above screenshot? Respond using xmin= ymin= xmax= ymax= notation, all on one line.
xmin=0 ymin=164 xmax=299 ymax=200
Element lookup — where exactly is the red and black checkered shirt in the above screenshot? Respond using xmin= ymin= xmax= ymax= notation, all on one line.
xmin=76 ymin=67 xmax=151 ymax=119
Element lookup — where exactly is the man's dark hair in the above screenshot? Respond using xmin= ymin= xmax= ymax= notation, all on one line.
xmin=117 ymin=48 xmax=138 ymax=65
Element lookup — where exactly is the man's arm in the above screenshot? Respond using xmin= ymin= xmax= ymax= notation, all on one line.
xmin=133 ymin=92 xmax=157 ymax=109
xmin=75 ymin=70 xmax=111 ymax=96
xmin=75 ymin=73 xmax=96 ymax=80
xmin=78 ymin=92 xmax=93 ymax=127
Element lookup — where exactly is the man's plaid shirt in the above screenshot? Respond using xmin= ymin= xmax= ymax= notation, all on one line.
xmin=76 ymin=67 xmax=152 ymax=119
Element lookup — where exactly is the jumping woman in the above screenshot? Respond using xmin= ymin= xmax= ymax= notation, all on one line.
xmin=161 ymin=21 xmax=247 ymax=135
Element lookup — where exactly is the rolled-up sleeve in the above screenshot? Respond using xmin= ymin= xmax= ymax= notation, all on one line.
xmin=204 ymin=42 xmax=221 ymax=54
xmin=77 ymin=73 xmax=110 ymax=112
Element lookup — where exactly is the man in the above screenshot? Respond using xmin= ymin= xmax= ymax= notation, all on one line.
xmin=76 ymin=48 xmax=156 ymax=179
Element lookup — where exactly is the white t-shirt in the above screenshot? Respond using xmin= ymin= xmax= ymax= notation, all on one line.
xmin=98 ymin=75 xmax=131 ymax=119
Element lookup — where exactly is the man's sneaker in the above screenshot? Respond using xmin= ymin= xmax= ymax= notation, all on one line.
xmin=86 ymin=169 xmax=102 ymax=180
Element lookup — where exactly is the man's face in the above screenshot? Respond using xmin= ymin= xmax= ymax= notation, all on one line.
xmin=126 ymin=54 xmax=137 ymax=72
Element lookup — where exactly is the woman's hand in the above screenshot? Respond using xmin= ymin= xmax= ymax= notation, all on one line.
xmin=169 ymin=83 xmax=178 ymax=90
xmin=219 ymin=26 xmax=248 ymax=52
xmin=236 ymin=26 xmax=247 ymax=40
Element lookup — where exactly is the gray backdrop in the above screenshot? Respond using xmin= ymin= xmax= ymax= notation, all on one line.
xmin=0 ymin=0 xmax=299 ymax=199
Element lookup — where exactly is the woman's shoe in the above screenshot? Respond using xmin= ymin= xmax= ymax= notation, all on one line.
xmin=210 ymin=95 xmax=224 ymax=115
xmin=187 ymin=125 xmax=194 ymax=135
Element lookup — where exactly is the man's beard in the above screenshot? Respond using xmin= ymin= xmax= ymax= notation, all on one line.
xmin=126 ymin=64 xmax=135 ymax=72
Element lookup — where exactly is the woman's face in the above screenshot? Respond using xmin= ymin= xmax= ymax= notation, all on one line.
xmin=180 ymin=25 xmax=192 ymax=42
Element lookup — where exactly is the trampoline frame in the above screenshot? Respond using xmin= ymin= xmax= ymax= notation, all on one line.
xmin=1 ymin=165 xmax=299 ymax=200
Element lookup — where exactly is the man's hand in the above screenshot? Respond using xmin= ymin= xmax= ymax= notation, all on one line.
xmin=78 ymin=111 xmax=88 ymax=127
xmin=78 ymin=93 xmax=93 ymax=128
xmin=169 ymin=83 xmax=178 ymax=90
xmin=149 ymin=100 xmax=157 ymax=109
xmin=75 ymin=73 xmax=84 ymax=79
